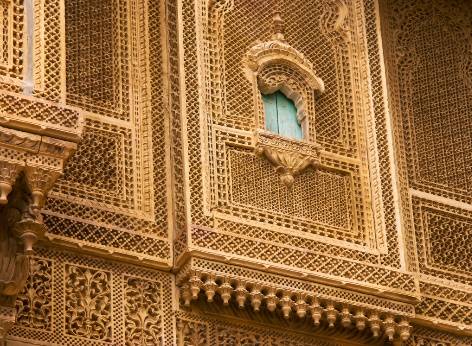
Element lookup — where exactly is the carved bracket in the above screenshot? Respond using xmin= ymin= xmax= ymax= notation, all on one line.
xmin=0 ymin=127 xmax=76 ymax=253
xmin=0 ymin=162 xmax=22 ymax=205
xmin=253 ymin=130 xmax=322 ymax=187
xmin=0 ymin=125 xmax=79 ymax=338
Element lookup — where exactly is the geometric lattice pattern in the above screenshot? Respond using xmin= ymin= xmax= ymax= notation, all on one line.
xmin=42 ymin=0 xmax=172 ymax=265
xmin=385 ymin=0 xmax=472 ymax=204
xmin=0 ymin=0 xmax=24 ymax=86
xmin=2 ymin=0 xmax=472 ymax=342
xmin=381 ymin=0 xmax=472 ymax=334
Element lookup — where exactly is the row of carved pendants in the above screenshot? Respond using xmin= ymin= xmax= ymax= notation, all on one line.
xmin=180 ymin=273 xmax=412 ymax=342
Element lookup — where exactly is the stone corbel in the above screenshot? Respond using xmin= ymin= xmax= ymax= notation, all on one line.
xmin=0 ymin=162 xmax=23 ymax=205
xmin=253 ymin=130 xmax=322 ymax=187
xmin=24 ymin=167 xmax=61 ymax=212
xmin=0 ymin=128 xmax=76 ymax=255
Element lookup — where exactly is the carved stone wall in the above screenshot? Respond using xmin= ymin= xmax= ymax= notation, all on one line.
xmin=380 ymin=0 xmax=472 ymax=334
xmin=173 ymin=0 xmax=417 ymax=303
xmin=1 ymin=0 xmax=472 ymax=343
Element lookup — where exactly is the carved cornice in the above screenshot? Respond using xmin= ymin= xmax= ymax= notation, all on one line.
xmin=0 ymin=90 xmax=84 ymax=143
xmin=253 ymin=130 xmax=322 ymax=187
xmin=176 ymin=258 xmax=413 ymax=342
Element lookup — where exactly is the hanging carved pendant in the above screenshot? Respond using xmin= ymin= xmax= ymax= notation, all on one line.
xmin=253 ymin=130 xmax=322 ymax=187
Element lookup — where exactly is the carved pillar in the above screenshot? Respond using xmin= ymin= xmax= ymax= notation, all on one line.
xmin=0 ymin=127 xmax=78 ymax=340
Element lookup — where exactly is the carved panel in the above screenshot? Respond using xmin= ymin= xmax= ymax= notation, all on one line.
xmin=125 ymin=277 xmax=163 ymax=345
xmin=228 ymin=148 xmax=354 ymax=232
xmin=64 ymin=264 xmax=112 ymax=341
xmin=15 ymin=258 xmax=53 ymax=331
xmin=177 ymin=318 xmax=209 ymax=346
xmin=65 ymin=0 xmax=129 ymax=119
xmin=56 ymin=121 xmax=132 ymax=209
xmin=8 ymin=247 xmax=174 ymax=345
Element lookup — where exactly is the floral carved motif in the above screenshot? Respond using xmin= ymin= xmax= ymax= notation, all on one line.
xmin=177 ymin=318 xmax=208 ymax=346
xmin=125 ymin=277 xmax=162 ymax=345
xmin=65 ymin=264 xmax=112 ymax=341
xmin=253 ymin=131 xmax=322 ymax=187
xmin=16 ymin=258 xmax=52 ymax=330
xmin=216 ymin=326 xmax=263 ymax=345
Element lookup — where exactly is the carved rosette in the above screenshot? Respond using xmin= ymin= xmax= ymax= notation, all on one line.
xmin=253 ymin=131 xmax=322 ymax=187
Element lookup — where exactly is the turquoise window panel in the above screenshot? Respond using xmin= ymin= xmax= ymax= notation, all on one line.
xmin=262 ymin=93 xmax=279 ymax=134
xmin=262 ymin=91 xmax=302 ymax=140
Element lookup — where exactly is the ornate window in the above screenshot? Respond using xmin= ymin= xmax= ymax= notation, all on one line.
xmin=242 ymin=13 xmax=325 ymax=186
xmin=242 ymin=13 xmax=324 ymax=143
xmin=262 ymin=90 xmax=302 ymax=140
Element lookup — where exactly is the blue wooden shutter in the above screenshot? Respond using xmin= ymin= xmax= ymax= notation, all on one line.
xmin=275 ymin=92 xmax=302 ymax=139
xmin=263 ymin=93 xmax=279 ymax=134
xmin=263 ymin=91 xmax=302 ymax=140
